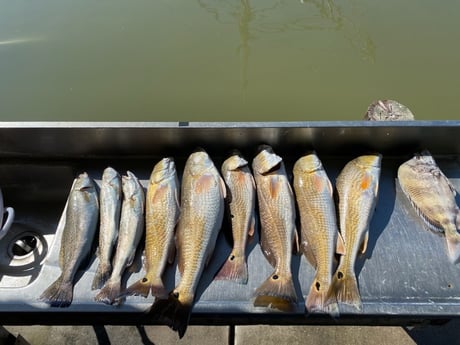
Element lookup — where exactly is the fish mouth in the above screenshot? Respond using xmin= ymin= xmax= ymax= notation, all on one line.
xmin=256 ymin=144 xmax=274 ymax=155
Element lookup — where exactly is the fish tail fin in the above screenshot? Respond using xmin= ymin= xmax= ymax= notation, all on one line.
xmin=148 ymin=291 xmax=193 ymax=339
xmin=214 ymin=252 xmax=248 ymax=284
xmin=91 ymin=262 xmax=112 ymax=290
xmin=445 ymin=226 xmax=460 ymax=264
xmin=123 ymin=277 xmax=152 ymax=298
xmin=305 ymin=278 xmax=339 ymax=317
xmin=253 ymin=270 xmax=297 ymax=312
xmin=94 ymin=279 xmax=121 ymax=305
xmin=39 ymin=275 xmax=73 ymax=308
xmin=330 ymin=267 xmax=362 ymax=311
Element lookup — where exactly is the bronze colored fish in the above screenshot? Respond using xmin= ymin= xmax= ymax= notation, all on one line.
xmin=92 ymin=167 xmax=122 ymax=290
xmin=215 ymin=151 xmax=256 ymax=284
xmin=124 ymin=158 xmax=180 ymax=298
xmin=330 ymin=154 xmax=381 ymax=311
xmin=398 ymin=150 xmax=460 ymax=263
xmin=149 ymin=150 xmax=226 ymax=338
xmin=252 ymin=145 xmax=298 ymax=311
xmin=293 ymin=152 xmax=341 ymax=315
xmin=95 ymin=171 xmax=145 ymax=305
xmin=364 ymin=99 xmax=415 ymax=121
xmin=40 ymin=173 xmax=99 ymax=307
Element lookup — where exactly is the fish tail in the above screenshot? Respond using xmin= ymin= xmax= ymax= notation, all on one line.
xmin=94 ymin=279 xmax=121 ymax=305
xmin=253 ymin=270 xmax=297 ymax=312
xmin=123 ymin=277 xmax=152 ymax=298
xmin=214 ymin=252 xmax=248 ymax=284
xmin=305 ymin=278 xmax=339 ymax=317
xmin=445 ymin=225 xmax=460 ymax=264
xmin=330 ymin=266 xmax=362 ymax=311
xmin=91 ymin=262 xmax=112 ymax=290
xmin=39 ymin=275 xmax=73 ymax=308
xmin=148 ymin=291 xmax=193 ymax=339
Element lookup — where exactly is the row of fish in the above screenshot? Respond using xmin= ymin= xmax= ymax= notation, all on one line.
xmin=40 ymin=147 xmax=460 ymax=336
xmin=38 ymin=146 xmax=384 ymax=338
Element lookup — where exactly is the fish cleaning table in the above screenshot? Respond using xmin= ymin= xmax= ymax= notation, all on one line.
xmin=0 ymin=121 xmax=459 ymax=326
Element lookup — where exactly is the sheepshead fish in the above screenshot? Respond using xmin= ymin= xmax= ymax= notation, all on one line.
xmin=364 ymin=99 xmax=415 ymax=121
xmin=92 ymin=167 xmax=122 ymax=290
xmin=149 ymin=150 xmax=226 ymax=338
xmin=215 ymin=151 xmax=256 ymax=284
xmin=293 ymin=152 xmax=341 ymax=316
xmin=252 ymin=145 xmax=298 ymax=311
xmin=398 ymin=150 xmax=460 ymax=263
xmin=330 ymin=154 xmax=381 ymax=311
xmin=124 ymin=158 xmax=180 ymax=298
xmin=95 ymin=171 xmax=145 ymax=304
xmin=40 ymin=173 xmax=99 ymax=307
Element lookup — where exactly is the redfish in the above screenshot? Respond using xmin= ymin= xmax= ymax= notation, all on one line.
xmin=330 ymin=154 xmax=381 ymax=311
xmin=252 ymin=145 xmax=298 ymax=312
xmin=215 ymin=151 xmax=256 ymax=284
xmin=149 ymin=150 xmax=226 ymax=338
xmin=293 ymin=152 xmax=341 ymax=315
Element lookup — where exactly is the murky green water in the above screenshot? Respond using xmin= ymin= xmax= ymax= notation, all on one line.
xmin=0 ymin=0 xmax=459 ymax=121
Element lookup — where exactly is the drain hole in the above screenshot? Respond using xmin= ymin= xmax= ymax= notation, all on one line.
xmin=12 ymin=235 xmax=38 ymax=257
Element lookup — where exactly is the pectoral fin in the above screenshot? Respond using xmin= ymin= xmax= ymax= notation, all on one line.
xmin=336 ymin=232 xmax=346 ymax=255
xmin=359 ymin=231 xmax=369 ymax=254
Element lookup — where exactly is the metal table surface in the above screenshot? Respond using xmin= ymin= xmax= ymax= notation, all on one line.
xmin=0 ymin=121 xmax=459 ymax=325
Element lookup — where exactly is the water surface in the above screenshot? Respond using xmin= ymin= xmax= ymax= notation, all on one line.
xmin=0 ymin=0 xmax=459 ymax=121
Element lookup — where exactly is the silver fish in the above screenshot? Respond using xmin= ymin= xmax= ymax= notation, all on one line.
xmin=40 ymin=172 xmax=99 ymax=307
xmin=149 ymin=150 xmax=226 ymax=338
xmin=92 ymin=167 xmax=122 ymax=290
xmin=95 ymin=171 xmax=145 ymax=304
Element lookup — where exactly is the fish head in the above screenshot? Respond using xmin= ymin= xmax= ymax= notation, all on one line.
xmin=252 ymin=145 xmax=283 ymax=175
xmin=102 ymin=167 xmax=120 ymax=184
xmin=150 ymin=157 xmax=176 ymax=184
xmin=293 ymin=152 xmax=323 ymax=174
xmin=122 ymin=171 xmax=142 ymax=197
xmin=413 ymin=150 xmax=437 ymax=166
xmin=187 ymin=151 xmax=215 ymax=176
xmin=222 ymin=153 xmax=248 ymax=172
xmin=73 ymin=172 xmax=95 ymax=192
xmin=354 ymin=154 xmax=382 ymax=170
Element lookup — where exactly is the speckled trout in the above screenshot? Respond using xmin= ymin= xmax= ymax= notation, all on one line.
xmin=215 ymin=151 xmax=256 ymax=284
xmin=252 ymin=145 xmax=298 ymax=312
xmin=398 ymin=150 xmax=460 ymax=263
xmin=40 ymin=173 xmax=99 ymax=307
xmin=293 ymin=152 xmax=341 ymax=315
xmin=95 ymin=171 xmax=145 ymax=304
xmin=330 ymin=154 xmax=381 ymax=311
xmin=149 ymin=150 xmax=226 ymax=339
xmin=124 ymin=158 xmax=180 ymax=298
xmin=92 ymin=167 xmax=122 ymax=290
